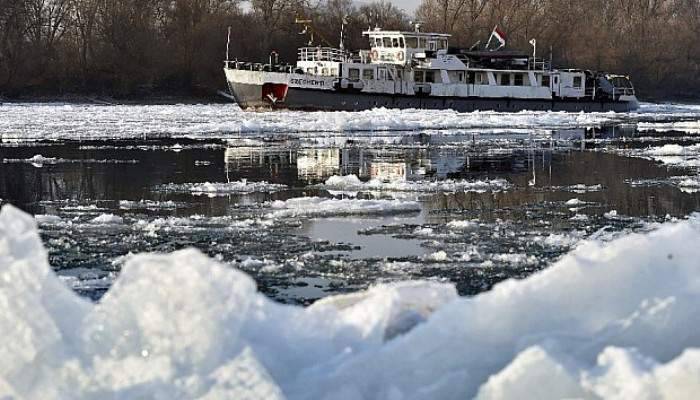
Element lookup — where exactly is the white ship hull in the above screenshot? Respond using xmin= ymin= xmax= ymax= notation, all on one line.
xmin=225 ymin=69 xmax=639 ymax=112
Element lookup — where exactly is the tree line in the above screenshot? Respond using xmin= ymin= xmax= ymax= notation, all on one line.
xmin=0 ymin=0 xmax=698 ymax=100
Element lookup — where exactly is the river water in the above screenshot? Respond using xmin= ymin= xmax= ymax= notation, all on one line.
xmin=1 ymin=103 xmax=699 ymax=304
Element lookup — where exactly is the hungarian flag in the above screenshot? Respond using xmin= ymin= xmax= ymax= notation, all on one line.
xmin=488 ymin=26 xmax=507 ymax=50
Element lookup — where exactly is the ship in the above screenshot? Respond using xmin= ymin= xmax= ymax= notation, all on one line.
xmin=224 ymin=24 xmax=639 ymax=112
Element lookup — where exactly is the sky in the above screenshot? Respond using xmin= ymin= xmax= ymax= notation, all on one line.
xmin=359 ymin=0 xmax=421 ymax=14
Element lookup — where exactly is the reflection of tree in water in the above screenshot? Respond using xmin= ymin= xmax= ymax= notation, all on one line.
xmin=423 ymin=150 xmax=700 ymax=219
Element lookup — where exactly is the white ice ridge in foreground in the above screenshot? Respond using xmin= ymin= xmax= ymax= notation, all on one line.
xmin=154 ymin=179 xmax=288 ymax=195
xmin=317 ymin=174 xmax=511 ymax=192
xmin=3 ymin=205 xmax=700 ymax=399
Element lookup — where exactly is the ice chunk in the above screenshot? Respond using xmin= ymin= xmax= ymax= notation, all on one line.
xmin=0 ymin=205 xmax=90 ymax=392
xmin=475 ymin=346 xmax=587 ymax=400
xmin=446 ymin=219 xmax=479 ymax=230
xmin=425 ymin=250 xmax=449 ymax=262
xmin=90 ymin=213 xmax=124 ymax=224
xmin=198 ymin=347 xmax=286 ymax=400
xmin=565 ymin=198 xmax=586 ymax=206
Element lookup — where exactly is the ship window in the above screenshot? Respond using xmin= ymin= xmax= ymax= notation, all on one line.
xmin=322 ymin=68 xmax=329 ymax=75
xmin=331 ymin=68 xmax=338 ymax=75
xmin=573 ymin=76 xmax=582 ymax=88
xmin=514 ymin=74 xmax=523 ymax=86
xmin=374 ymin=37 xmax=382 ymax=47
xmin=458 ymin=72 xmax=465 ymax=82
xmin=399 ymin=37 xmax=405 ymax=48
xmin=438 ymin=39 xmax=448 ymax=49
xmin=392 ymin=38 xmax=399 ymax=47
xmin=363 ymin=69 xmax=374 ymax=80
xmin=468 ymin=71 xmax=475 ymax=84
xmin=418 ymin=38 xmax=426 ymax=48
xmin=428 ymin=41 xmax=436 ymax=51
xmin=414 ymin=70 xmax=424 ymax=82
xmin=425 ymin=71 xmax=435 ymax=83
xmin=406 ymin=37 xmax=418 ymax=48
xmin=542 ymin=75 xmax=550 ymax=87
xmin=500 ymin=73 xmax=510 ymax=85
xmin=349 ymin=68 xmax=360 ymax=80
xmin=383 ymin=37 xmax=392 ymax=47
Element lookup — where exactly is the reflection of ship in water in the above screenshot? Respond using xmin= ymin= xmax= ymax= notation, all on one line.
xmin=224 ymin=142 xmax=546 ymax=184
xmin=297 ymin=148 xmax=343 ymax=182
xmin=224 ymin=146 xmax=299 ymax=183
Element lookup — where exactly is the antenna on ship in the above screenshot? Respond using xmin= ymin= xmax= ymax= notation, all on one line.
xmin=226 ymin=26 xmax=231 ymax=66
xmin=295 ymin=16 xmax=334 ymax=47
xmin=339 ymin=15 xmax=348 ymax=50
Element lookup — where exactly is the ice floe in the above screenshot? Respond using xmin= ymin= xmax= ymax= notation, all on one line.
xmin=0 ymin=103 xmax=651 ymax=142
xmin=551 ymin=184 xmax=605 ymax=193
xmin=266 ymin=197 xmax=421 ymax=219
xmin=616 ymin=143 xmax=700 ymax=168
xmin=118 ymin=200 xmax=180 ymax=210
xmin=2 ymin=154 xmax=138 ymax=166
xmin=638 ymin=120 xmax=700 ymax=134
xmin=318 ymin=174 xmax=511 ymax=193
xmin=154 ymin=179 xmax=288 ymax=196
xmin=3 ymin=204 xmax=700 ymax=398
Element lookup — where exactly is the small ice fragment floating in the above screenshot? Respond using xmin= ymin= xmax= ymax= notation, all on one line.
xmin=3 ymin=204 xmax=700 ymax=398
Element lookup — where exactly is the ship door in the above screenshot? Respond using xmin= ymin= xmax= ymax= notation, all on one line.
xmin=396 ymin=70 xmax=404 ymax=94
xmin=552 ymin=74 xmax=560 ymax=97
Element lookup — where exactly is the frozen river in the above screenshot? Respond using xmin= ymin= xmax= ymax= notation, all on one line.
xmin=1 ymin=103 xmax=699 ymax=303
xmin=1 ymin=102 xmax=700 ymax=398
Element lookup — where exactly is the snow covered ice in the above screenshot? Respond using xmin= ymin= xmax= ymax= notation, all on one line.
xmin=318 ymin=174 xmax=511 ymax=193
xmin=266 ymin=197 xmax=422 ymax=218
xmin=2 ymin=102 xmax=696 ymax=141
xmin=4 ymin=203 xmax=700 ymax=399
xmin=3 ymin=101 xmax=700 ymax=398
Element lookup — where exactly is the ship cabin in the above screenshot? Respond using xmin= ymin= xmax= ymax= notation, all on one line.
xmin=287 ymin=27 xmax=634 ymax=101
xmin=295 ymin=47 xmax=346 ymax=77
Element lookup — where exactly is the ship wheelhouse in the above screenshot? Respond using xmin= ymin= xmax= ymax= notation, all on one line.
xmin=362 ymin=28 xmax=451 ymax=66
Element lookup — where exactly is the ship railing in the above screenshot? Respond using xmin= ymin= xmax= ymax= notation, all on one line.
xmin=298 ymin=47 xmax=346 ymax=62
xmin=224 ymin=60 xmax=299 ymax=73
xmin=612 ymin=87 xmax=635 ymax=97
xmin=529 ymin=59 xmax=550 ymax=71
